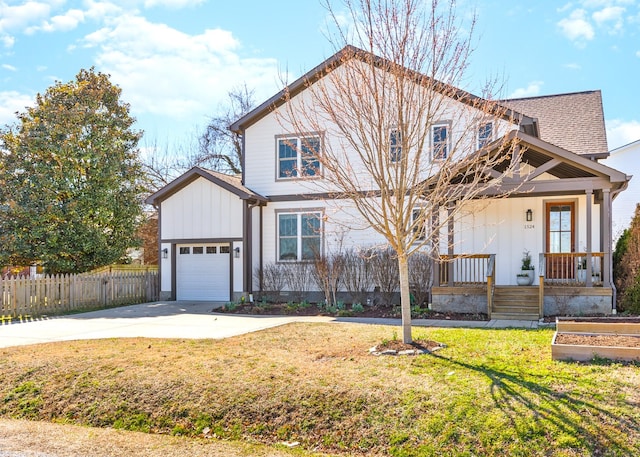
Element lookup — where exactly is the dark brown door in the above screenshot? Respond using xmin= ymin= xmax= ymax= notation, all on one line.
xmin=545 ymin=202 xmax=575 ymax=280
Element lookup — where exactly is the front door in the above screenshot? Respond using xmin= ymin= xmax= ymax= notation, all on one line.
xmin=545 ymin=201 xmax=576 ymax=280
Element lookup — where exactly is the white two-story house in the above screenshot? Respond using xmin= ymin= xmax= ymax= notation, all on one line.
xmin=146 ymin=46 xmax=630 ymax=318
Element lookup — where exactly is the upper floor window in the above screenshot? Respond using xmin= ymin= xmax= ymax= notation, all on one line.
xmin=278 ymin=211 xmax=322 ymax=261
xmin=390 ymin=128 xmax=402 ymax=163
xmin=432 ymin=123 xmax=450 ymax=160
xmin=277 ymin=136 xmax=321 ymax=179
xmin=478 ymin=122 xmax=493 ymax=149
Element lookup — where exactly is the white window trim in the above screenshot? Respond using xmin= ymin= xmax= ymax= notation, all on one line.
xmin=276 ymin=134 xmax=322 ymax=181
xmin=411 ymin=207 xmax=428 ymax=243
xmin=276 ymin=210 xmax=324 ymax=262
xmin=390 ymin=128 xmax=402 ymax=163
xmin=431 ymin=121 xmax=451 ymax=161
xmin=477 ymin=121 xmax=493 ymax=150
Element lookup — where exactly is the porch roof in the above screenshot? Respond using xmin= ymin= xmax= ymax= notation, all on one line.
xmin=447 ymin=130 xmax=630 ymax=198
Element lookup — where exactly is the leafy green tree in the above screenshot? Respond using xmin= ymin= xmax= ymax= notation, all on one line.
xmin=614 ymin=204 xmax=640 ymax=312
xmin=0 ymin=68 xmax=146 ymax=274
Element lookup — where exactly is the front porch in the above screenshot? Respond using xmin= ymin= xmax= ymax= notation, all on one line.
xmin=431 ymin=253 xmax=614 ymax=319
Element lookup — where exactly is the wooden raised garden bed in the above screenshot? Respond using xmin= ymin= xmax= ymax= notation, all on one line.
xmin=552 ymin=317 xmax=640 ymax=362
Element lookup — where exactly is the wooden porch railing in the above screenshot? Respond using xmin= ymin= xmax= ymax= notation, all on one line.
xmin=541 ymin=252 xmax=604 ymax=286
xmin=486 ymin=254 xmax=496 ymax=320
xmin=439 ymin=254 xmax=493 ymax=286
xmin=538 ymin=253 xmax=545 ymax=318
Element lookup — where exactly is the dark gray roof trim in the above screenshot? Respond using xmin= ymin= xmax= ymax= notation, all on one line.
xmin=229 ymin=45 xmax=538 ymax=135
xmin=145 ymin=167 xmax=268 ymax=206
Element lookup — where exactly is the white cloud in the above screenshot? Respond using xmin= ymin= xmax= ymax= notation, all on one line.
xmin=509 ymin=81 xmax=544 ymax=99
xmin=2 ymin=63 xmax=16 ymax=71
xmin=558 ymin=9 xmax=595 ymax=42
xmin=607 ymin=119 xmax=640 ymax=149
xmin=564 ymin=62 xmax=582 ymax=70
xmin=0 ymin=1 xmax=52 ymax=46
xmin=79 ymin=14 xmax=281 ymax=119
xmin=45 ymin=8 xmax=85 ymax=32
xmin=557 ymin=3 xmax=574 ymax=14
xmin=0 ymin=2 xmax=51 ymax=32
xmin=592 ymin=6 xmax=625 ymax=33
xmin=0 ymin=90 xmax=34 ymax=126
xmin=83 ymin=0 xmax=124 ymax=21
xmin=143 ymin=0 xmax=205 ymax=7
xmin=636 ymin=50 xmax=640 ymax=57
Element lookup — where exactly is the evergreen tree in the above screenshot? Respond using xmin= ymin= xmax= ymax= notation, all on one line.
xmin=614 ymin=204 xmax=640 ymax=312
xmin=0 ymin=68 xmax=146 ymax=274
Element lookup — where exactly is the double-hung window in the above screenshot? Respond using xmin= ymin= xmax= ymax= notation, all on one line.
xmin=478 ymin=122 xmax=493 ymax=149
xmin=432 ymin=123 xmax=450 ymax=160
xmin=390 ymin=128 xmax=402 ymax=163
xmin=278 ymin=211 xmax=322 ymax=261
xmin=411 ymin=208 xmax=427 ymax=241
xmin=277 ymin=136 xmax=321 ymax=179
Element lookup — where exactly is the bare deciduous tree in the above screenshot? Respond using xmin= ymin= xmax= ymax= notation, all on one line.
xmin=198 ymin=84 xmax=255 ymax=175
xmin=277 ymin=0 xmax=524 ymax=343
xmin=142 ymin=85 xmax=255 ymax=193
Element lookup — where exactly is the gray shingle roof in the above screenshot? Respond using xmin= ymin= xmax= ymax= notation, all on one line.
xmin=145 ymin=167 xmax=267 ymax=206
xmin=502 ymin=91 xmax=608 ymax=155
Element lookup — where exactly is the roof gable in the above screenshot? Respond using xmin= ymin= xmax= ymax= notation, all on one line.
xmin=145 ymin=167 xmax=267 ymax=206
xmin=229 ymin=46 xmax=538 ymax=136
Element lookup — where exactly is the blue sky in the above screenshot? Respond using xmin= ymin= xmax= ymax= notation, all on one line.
xmin=1 ymin=0 xmax=639 ymax=154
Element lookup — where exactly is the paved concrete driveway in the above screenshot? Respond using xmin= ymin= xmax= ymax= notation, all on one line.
xmin=0 ymin=301 xmax=334 ymax=348
xmin=0 ymin=301 xmax=545 ymax=349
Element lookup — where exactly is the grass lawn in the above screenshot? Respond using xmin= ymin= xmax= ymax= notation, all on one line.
xmin=0 ymin=322 xmax=639 ymax=456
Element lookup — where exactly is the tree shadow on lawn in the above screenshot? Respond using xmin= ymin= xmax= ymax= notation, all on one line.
xmin=428 ymin=352 xmax=639 ymax=455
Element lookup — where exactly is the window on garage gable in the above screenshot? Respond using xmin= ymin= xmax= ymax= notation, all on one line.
xmin=277 ymin=135 xmax=321 ymax=179
xmin=278 ymin=211 xmax=322 ymax=261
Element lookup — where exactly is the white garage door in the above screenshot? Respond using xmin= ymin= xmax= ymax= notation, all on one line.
xmin=176 ymin=244 xmax=230 ymax=301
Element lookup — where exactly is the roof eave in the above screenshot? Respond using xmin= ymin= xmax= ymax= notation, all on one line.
xmin=229 ymin=45 xmax=535 ymax=134
xmin=145 ymin=167 xmax=267 ymax=206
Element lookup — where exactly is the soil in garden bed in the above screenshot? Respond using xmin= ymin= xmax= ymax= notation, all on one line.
xmin=212 ymin=302 xmax=487 ymax=321
xmin=555 ymin=333 xmax=640 ymax=348
xmin=543 ymin=315 xmax=640 ymax=323
xmin=556 ymin=317 xmax=640 ymax=324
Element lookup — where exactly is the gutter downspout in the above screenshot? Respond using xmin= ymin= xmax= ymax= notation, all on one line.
xmin=610 ymin=180 xmax=630 ymax=313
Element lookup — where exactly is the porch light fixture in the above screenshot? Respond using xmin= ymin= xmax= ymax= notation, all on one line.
xmin=234 ymin=247 xmax=241 ymax=258
xmin=526 ymin=209 xmax=533 ymax=222
xmin=162 ymin=248 xmax=168 ymax=259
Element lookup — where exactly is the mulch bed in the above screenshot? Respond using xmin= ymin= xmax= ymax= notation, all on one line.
xmin=375 ymin=339 xmax=446 ymax=352
xmin=212 ymin=302 xmax=486 ymax=321
xmin=555 ymin=333 xmax=640 ymax=348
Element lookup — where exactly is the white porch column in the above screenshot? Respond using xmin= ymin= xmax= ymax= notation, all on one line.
xmin=447 ymin=203 xmax=455 ymax=287
xmin=586 ymin=189 xmax=593 ymax=287
xmin=602 ymin=188 xmax=612 ymax=287
xmin=431 ymin=205 xmax=440 ymax=287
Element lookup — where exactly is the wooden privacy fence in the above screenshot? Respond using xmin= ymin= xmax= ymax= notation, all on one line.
xmin=0 ymin=271 xmax=159 ymax=319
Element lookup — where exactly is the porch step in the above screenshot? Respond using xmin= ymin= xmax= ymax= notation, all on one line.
xmin=491 ymin=312 xmax=541 ymax=321
xmin=491 ymin=286 xmax=540 ymax=320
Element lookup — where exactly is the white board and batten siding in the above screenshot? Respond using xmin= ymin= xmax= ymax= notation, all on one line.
xmin=160 ymin=177 xmax=245 ymax=301
xmin=161 ymin=177 xmax=243 ymax=240
xmin=451 ymin=195 xmax=601 ymax=285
